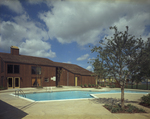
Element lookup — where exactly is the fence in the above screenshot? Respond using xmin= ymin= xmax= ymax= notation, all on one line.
xmin=99 ymin=82 xmax=150 ymax=90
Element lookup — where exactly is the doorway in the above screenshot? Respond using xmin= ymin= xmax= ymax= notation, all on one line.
xmin=7 ymin=77 xmax=20 ymax=88
xmin=75 ymin=77 xmax=78 ymax=86
xmin=32 ymin=78 xmax=41 ymax=87
xmin=14 ymin=77 xmax=20 ymax=88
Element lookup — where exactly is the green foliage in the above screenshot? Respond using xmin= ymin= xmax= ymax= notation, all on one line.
xmin=92 ymin=84 xmax=95 ymax=87
xmin=84 ymin=84 xmax=88 ymax=87
xmin=57 ymin=85 xmax=63 ymax=88
xmin=0 ymin=86 xmax=7 ymax=90
xmin=88 ymin=84 xmax=91 ymax=87
xmin=36 ymin=86 xmax=43 ymax=89
xmin=139 ymin=108 xmax=146 ymax=113
xmin=91 ymin=26 xmax=147 ymax=108
xmin=141 ymin=93 xmax=150 ymax=105
xmin=104 ymin=104 xmax=145 ymax=113
xmin=104 ymin=104 xmax=112 ymax=110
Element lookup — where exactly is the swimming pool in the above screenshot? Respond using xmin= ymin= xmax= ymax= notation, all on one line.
xmin=18 ymin=90 xmax=149 ymax=102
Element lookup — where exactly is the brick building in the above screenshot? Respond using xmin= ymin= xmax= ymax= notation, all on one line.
xmin=0 ymin=46 xmax=95 ymax=89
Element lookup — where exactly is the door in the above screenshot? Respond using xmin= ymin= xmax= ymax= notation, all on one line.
xmin=32 ymin=78 xmax=41 ymax=87
xmin=32 ymin=78 xmax=36 ymax=86
xmin=14 ymin=77 xmax=20 ymax=88
xmin=37 ymin=78 xmax=41 ymax=86
xmin=75 ymin=77 xmax=78 ymax=86
xmin=7 ymin=77 xmax=13 ymax=88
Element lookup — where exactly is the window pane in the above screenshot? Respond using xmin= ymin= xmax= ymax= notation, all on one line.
xmin=44 ymin=78 xmax=49 ymax=82
xmin=14 ymin=65 xmax=19 ymax=74
xmin=7 ymin=65 xmax=13 ymax=73
xmin=32 ymin=66 xmax=36 ymax=74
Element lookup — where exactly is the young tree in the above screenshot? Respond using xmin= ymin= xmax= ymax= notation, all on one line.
xmin=89 ymin=57 xmax=108 ymax=85
xmin=91 ymin=26 xmax=144 ymax=108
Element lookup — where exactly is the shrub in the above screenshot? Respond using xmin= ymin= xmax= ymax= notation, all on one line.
xmin=139 ymin=108 xmax=146 ymax=113
xmin=140 ymin=93 xmax=150 ymax=105
xmin=88 ymin=84 xmax=91 ymax=87
xmin=111 ymin=107 xmax=118 ymax=113
xmin=84 ymin=84 xmax=88 ymax=87
xmin=0 ymin=86 xmax=7 ymax=90
xmin=92 ymin=84 xmax=95 ymax=87
xmin=104 ymin=104 xmax=112 ymax=110
xmin=57 ymin=85 xmax=63 ymax=88
xmin=36 ymin=86 xmax=43 ymax=89
xmin=104 ymin=104 xmax=146 ymax=113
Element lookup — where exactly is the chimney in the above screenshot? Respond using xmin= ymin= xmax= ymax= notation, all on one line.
xmin=11 ymin=46 xmax=19 ymax=55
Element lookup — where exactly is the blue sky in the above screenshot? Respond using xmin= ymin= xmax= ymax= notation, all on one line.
xmin=0 ymin=0 xmax=150 ymax=71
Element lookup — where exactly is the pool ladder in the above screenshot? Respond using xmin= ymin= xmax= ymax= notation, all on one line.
xmin=46 ymin=87 xmax=53 ymax=92
xmin=15 ymin=89 xmax=26 ymax=98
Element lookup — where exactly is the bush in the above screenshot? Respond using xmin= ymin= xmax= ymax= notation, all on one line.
xmin=0 ymin=86 xmax=7 ymax=90
xmin=92 ymin=84 xmax=95 ymax=87
xmin=84 ymin=84 xmax=88 ymax=87
xmin=140 ymin=93 xmax=150 ymax=105
xmin=36 ymin=86 xmax=43 ymax=89
xmin=88 ymin=84 xmax=91 ymax=87
xmin=104 ymin=104 xmax=146 ymax=113
xmin=57 ymin=85 xmax=63 ymax=88
xmin=104 ymin=104 xmax=112 ymax=110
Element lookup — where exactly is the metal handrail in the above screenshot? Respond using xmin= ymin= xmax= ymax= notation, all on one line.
xmin=15 ymin=89 xmax=26 ymax=97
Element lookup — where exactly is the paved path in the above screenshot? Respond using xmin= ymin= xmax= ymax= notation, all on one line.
xmin=0 ymin=87 xmax=150 ymax=119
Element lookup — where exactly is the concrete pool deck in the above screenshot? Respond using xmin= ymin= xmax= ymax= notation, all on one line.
xmin=0 ymin=87 xmax=150 ymax=119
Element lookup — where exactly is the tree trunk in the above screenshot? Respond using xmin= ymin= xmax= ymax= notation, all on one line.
xmin=147 ymin=79 xmax=148 ymax=90
xmin=121 ymin=85 xmax=125 ymax=109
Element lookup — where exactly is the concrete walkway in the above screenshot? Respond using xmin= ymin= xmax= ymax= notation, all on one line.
xmin=0 ymin=87 xmax=150 ymax=119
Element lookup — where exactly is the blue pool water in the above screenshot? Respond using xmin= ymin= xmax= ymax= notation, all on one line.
xmin=20 ymin=90 xmax=148 ymax=101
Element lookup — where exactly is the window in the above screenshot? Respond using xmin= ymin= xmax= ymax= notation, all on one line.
xmin=44 ymin=78 xmax=49 ymax=82
xmin=14 ymin=65 xmax=19 ymax=74
xmin=1 ymin=76 xmax=4 ymax=86
xmin=31 ymin=66 xmax=41 ymax=74
xmin=7 ymin=65 xmax=13 ymax=73
xmin=1 ymin=60 xmax=4 ymax=72
xmin=7 ymin=65 xmax=20 ymax=74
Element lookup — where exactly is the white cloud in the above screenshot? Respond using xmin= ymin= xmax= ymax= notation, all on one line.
xmin=0 ymin=14 xmax=56 ymax=58
xmin=0 ymin=0 xmax=24 ymax=14
xmin=86 ymin=66 xmax=92 ymax=71
xmin=20 ymin=39 xmax=56 ymax=58
xmin=39 ymin=0 xmax=150 ymax=45
xmin=77 ymin=54 xmax=89 ymax=61
xmin=63 ymin=61 xmax=71 ymax=64
xmin=88 ymin=57 xmax=95 ymax=61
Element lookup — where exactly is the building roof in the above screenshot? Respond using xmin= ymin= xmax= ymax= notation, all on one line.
xmin=55 ymin=62 xmax=93 ymax=76
xmin=0 ymin=52 xmax=54 ymax=66
xmin=0 ymin=52 xmax=93 ymax=76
